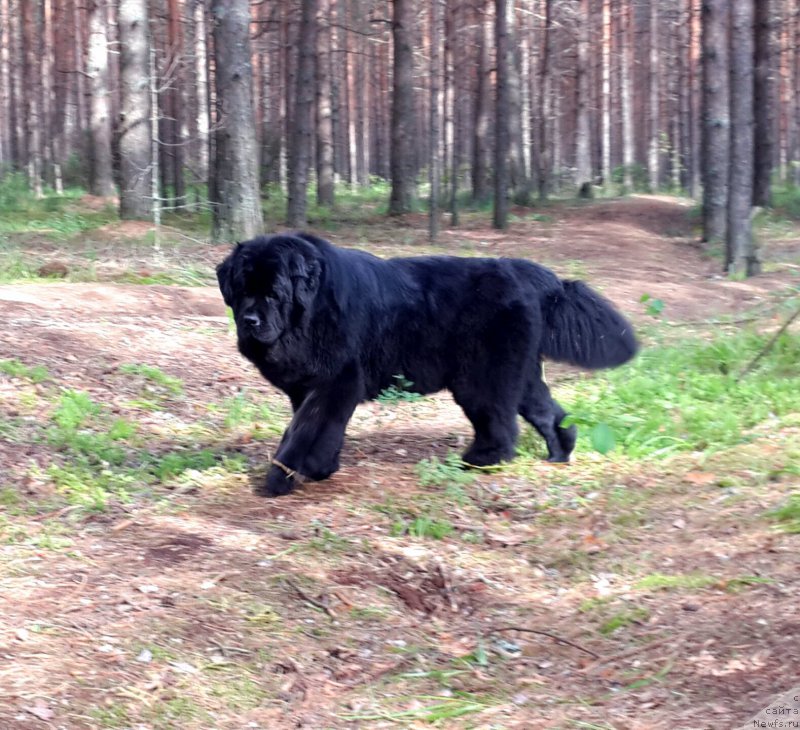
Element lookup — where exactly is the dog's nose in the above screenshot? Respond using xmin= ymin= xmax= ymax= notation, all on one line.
xmin=243 ymin=312 xmax=260 ymax=327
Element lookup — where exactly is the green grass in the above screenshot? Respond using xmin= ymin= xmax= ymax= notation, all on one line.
xmin=767 ymin=494 xmax=800 ymax=533
xmin=340 ymin=692 xmax=495 ymax=723
xmin=212 ymin=391 xmax=286 ymax=438
xmin=392 ymin=515 xmax=455 ymax=540
xmin=119 ymin=363 xmax=184 ymax=396
xmin=415 ymin=453 xmax=476 ymax=489
xmin=0 ymin=358 xmax=49 ymax=382
xmin=0 ymin=176 xmax=116 ymax=236
xmin=557 ymin=330 xmax=800 ymax=459
xmin=598 ymin=607 xmax=650 ymax=635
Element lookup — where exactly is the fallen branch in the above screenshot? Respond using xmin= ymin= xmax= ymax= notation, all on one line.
xmin=488 ymin=625 xmax=600 ymax=659
xmin=737 ymin=304 xmax=800 ymax=381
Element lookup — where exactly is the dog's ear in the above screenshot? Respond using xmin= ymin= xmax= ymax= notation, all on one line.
xmin=286 ymin=250 xmax=321 ymax=314
xmin=216 ymin=254 xmax=235 ymax=307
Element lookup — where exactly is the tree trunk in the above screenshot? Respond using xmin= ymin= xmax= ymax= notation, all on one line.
xmin=648 ymin=0 xmax=660 ymax=191
xmin=537 ymin=0 xmax=553 ymax=200
xmin=753 ymin=0 xmax=774 ymax=206
xmin=87 ymin=0 xmax=115 ymax=197
xmin=167 ymin=0 xmax=185 ymax=207
xmin=287 ymin=0 xmax=318 ymax=227
xmin=389 ymin=0 xmax=417 ymax=215
xmin=620 ymin=0 xmax=635 ymax=192
xmin=507 ymin=4 xmax=530 ymax=204
xmin=701 ymin=0 xmax=730 ymax=243
xmin=118 ymin=0 xmax=152 ymax=218
xmin=429 ymin=0 xmax=443 ymax=241
xmin=493 ymin=0 xmax=509 ymax=229
xmin=194 ymin=0 xmax=210 ymax=184
xmin=472 ymin=0 xmax=491 ymax=204
xmin=21 ymin=0 xmax=43 ymax=196
xmin=210 ymin=0 xmax=264 ymax=240
xmin=0 ymin=0 xmax=11 ymax=167
xmin=316 ymin=0 xmax=334 ymax=206
xmin=601 ymin=0 xmax=611 ymax=188
xmin=727 ymin=0 xmax=759 ymax=276
xmin=575 ymin=0 xmax=592 ymax=197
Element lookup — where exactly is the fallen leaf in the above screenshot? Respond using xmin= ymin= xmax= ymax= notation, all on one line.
xmin=684 ymin=471 xmax=718 ymax=486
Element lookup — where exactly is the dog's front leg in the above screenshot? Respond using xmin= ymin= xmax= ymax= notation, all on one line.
xmin=258 ymin=363 xmax=362 ymax=497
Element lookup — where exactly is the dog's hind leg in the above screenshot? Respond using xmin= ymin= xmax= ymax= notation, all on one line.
xmin=458 ymin=401 xmax=519 ymax=467
xmin=518 ymin=362 xmax=576 ymax=462
xmin=451 ymin=303 xmax=534 ymax=467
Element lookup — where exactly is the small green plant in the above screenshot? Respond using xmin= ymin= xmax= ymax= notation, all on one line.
xmin=766 ymin=494 xmax=800 ymax=534
xmin=119 ymin=363 xmax=184 ymax=396
xmin=145 ymin=449 xmax=218 ymax=481
xmin=217 ymin=391 xmax=285 ymax=437
xmin=640 ymin=293 xmax=665 ymax=317
xmin=377 ymin=374 xmax=423 ymax=405
xmin=0 ymin=358 xmax=49 ymax=383
xmin=415 ymin=453 xmax=475 ymax=488
xmin=51 ymin=390 xmax=101 ymax=431
xmin=599 ymin=607 xmax=650 ymax=635
xmin=392 ymin=515 xmax=454 ymax=540
xmin=634 ymin=573 xmax=718 ymax=592
xmin=306 ymin=521 xmax=356 ymax=553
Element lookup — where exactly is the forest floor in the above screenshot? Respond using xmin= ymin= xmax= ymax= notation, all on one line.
xmin=1 ymin=195 xmax=800 ymax=729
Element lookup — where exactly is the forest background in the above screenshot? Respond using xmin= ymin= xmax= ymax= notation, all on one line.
xmin=1 ymin=2 xmax=800 ymax=729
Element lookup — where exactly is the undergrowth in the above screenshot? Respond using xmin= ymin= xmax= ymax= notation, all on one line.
xmin=547 ymin=329 xmax=800 ymax=460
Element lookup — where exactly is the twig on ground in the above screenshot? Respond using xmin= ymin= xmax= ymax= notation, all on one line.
xmin=435 ymin=559 xmax=458 ymax=613
xmin=665 ymin=316 xmax=760 ymax=328
xmin=581 ymin=635 xmax=674 ymax=672
xmin=488 ymin=625 xmax=600 ymax=659
xmin=283 ymin=578 xmax=336 ymax=618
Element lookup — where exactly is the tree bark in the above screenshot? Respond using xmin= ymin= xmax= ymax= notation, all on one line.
xmin=210 ymin=0 xmax=264 ymax=240
xmin=601 ymin=0 xmax=611 ymax=188
xmin=507 ymin=4 xmax=530 ymax=204
xmin=753 ymin=0 xmax=774 ymax=206
xmin=727 ymin=0 xmax=759 ymax=276
xmin=21 ymin=0 xmax=43 ymax=196
xmin=648 ymin=0 xmax=660 ymax=191
xmin=472 ymin=0 xmax=491 ymax=205
xmin=701 ymin=0 xmax=730 ymax=243
xmin=493 ymin=0 xmax=509 ymax=229
xmin=88 ymin=0 xmax=115 ymax=197
xmin=118 ymin=0 xmax=153 ymax=218
xmin=429 ymin=0 xmax=443 ymax=241
xmin=575 ymin=0 xmax=592 ymax=197
xmin=620 ymin=0 xmax=635 ymax=192
xmin=537 ymin=0 xmax=553 ymax=200
xmin=389 ymin=0 xmax=417 ymax=215
xmin=167 ymin=0 xmax=185 ymax=207
xmin=287 ymin=0 xmax=318 ymax=227
xmin=316 ymin=0 xmax=334 ymax=206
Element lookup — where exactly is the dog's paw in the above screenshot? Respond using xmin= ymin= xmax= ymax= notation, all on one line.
xmin=545 ymin=424 xmax=576 ymax=463
xmin=256 ymin=466 xmax=296 ymax=498
xmin=462 ymin=444 xmax=514 ymax=467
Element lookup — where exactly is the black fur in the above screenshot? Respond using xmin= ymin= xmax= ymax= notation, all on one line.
xmin=216 ymin=233 xmax=637 ymax=497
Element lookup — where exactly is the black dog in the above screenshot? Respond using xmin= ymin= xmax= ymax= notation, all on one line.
xmin=216 ymin=232 xmax=637 ymax=497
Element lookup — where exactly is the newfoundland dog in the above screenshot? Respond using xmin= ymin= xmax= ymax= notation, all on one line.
xmin=216 ymin=232 xmax=637 ymax=497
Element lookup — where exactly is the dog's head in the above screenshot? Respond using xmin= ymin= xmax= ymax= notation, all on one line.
xmin=216 ymin=233 xmax=323 ymax=346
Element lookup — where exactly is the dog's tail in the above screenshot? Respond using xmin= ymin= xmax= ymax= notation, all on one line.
xmin=540 ymin=280 xmax=638 ymax=369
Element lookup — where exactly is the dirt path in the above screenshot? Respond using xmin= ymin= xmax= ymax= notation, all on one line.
xmin=1 ymin=198 xmax=799 ymax=729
